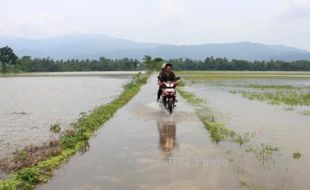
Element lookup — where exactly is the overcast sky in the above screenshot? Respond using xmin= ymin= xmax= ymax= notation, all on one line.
xmin=0 ymin=0 xmax=309 ymax=50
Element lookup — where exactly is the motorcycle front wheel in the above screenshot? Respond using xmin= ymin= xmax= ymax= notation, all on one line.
xmin=168 ymin=99 xmax=173 ymax=114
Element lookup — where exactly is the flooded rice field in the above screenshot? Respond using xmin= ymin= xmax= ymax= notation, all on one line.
xmin=38 ymin=73 xmax=310 ymax=190
xmin=2 ymin=71 xmax=310 ymax=190
xmin=181 ymin=72 xmax=310 ymax=189
xmin=38 ymin=75 xmax=241 ymax=190
xmin=0 ymin=72 xmax=133 ymax=159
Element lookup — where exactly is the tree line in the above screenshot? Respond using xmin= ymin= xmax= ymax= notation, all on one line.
xmin=144 ymin=56 xmax=310 ymax=71
xmin=1 ymin=46 xmax=310 ymax=73
xmin=15 ymin=56 xmax=141 ymax=72
xmin=168 ymin=57 xmax=310 ymax=71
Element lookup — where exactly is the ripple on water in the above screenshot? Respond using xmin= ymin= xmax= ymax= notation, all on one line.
xmin=0 ymin=74 xmax=130 ymax=159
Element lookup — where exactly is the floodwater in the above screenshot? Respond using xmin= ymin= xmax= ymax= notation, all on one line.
xmin=12 ymin=73 xmax=310 ymax=190
xmin=0 ymin=72 xmax=133 ymax=159
xmin=38 ymin=75 xmax=243 ymax=190
xmin=185 ymin=78 xmax=310 ymax=190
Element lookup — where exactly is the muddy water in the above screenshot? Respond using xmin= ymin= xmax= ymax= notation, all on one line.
xmin=38 ymin=75 xmax=243 ymax=190
xmin=0 ymin=72 xmax=133 ymax=159
xmin=185 ymin=79 xmax=310 ymax=190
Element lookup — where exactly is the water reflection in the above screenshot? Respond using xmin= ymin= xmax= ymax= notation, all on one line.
xmin=157 ymin=119 xmax=177 ymax=159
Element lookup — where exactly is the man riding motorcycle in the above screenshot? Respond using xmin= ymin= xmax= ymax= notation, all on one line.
xmin=157 ymin=63 xmax=177 ymax=101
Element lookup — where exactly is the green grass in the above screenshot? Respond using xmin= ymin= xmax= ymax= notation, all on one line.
xmin=49 ymin=122 xmax=61 ymax=134
xmin=246 ymin=84 xmax=300 ymax=90
xmin=178 ymin=87 xmax=251 ymax=144
xmin=0 ymin=72 xmax=150 ymax=190
xmin=202 ymin=120 xmax=228 ymax=142
xmin=231 ymin=90 xmax=310 ymax=106
xmin=238 ymin=179 xmax=267 ymax=190
xmin=299 ymin=110 xmax=310 ymax=116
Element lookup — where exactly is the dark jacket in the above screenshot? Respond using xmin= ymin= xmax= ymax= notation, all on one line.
xmin=158 ymin=71 xmax=177 ymax=82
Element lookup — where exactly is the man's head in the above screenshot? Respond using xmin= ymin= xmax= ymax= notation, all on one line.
xmin=165 ymin=63 xmax=172 ymax=73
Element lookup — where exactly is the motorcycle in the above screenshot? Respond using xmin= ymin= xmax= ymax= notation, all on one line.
xmin=159 ymin=77 xmax=180 ymax=114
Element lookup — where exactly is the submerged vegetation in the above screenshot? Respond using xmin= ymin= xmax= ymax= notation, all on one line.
xmin=178 ymin=86 xmax=281 ymax=167
xmin=178 ymin=88 xmax=251 ymax=145
xmin=0 ymin=72 xmax=150 ymax=190
xmin=229 ymin=84 xmax=310 ymax=112
xmin=245 ymin=84 xmax=308 ymax=90
xmin=293 ymin=152 xmax=302 ymax=159
xmin=300 ymin=110 xmax=310 ymax=116
xmin=49 ymin=122 xmax=61 ymax=134
xmin=177 ymin=71 xmax=310 ymax=116
xmin=245 ymin=143 xmax=279 ymax=165
xmin=230 ymin=90 xmax=310 ymax=106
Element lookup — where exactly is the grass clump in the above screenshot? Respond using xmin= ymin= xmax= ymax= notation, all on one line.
xmin=202 ymin=119 xmax=250 ymax=144
xmin=293 ymin=152 xmax=302 ymax=159
xmin=203 ymin=120 xmax=229 ymax=143
xmin=50 ymin=122 xmax=61 ymax=134
xmin=244 ymin=143 xmax=279 ymax=166
xmin=0 ymin=72 xmax=150 ymax=190
xmin=300 ymin=110 xmax=310 ymax=116
xmin=16 ymin=168 xmax=40 ymax=187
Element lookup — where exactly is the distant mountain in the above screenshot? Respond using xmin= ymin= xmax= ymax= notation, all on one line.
xmin=1 ymin=34 xmax=310 ymax=61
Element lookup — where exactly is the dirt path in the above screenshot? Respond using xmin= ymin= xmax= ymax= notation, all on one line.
xmin=37 ymin=75 xmax=241 ymax=190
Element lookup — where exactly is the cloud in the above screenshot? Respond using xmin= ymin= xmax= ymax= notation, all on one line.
xmin=158 ymin=0 xmax=187 ymax=18
xmin=275 ymin=0 xmax=310 ymax=19
xmin=0 ymin=0 xmax=309 ymax=50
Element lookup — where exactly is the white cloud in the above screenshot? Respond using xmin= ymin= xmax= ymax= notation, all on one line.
xmin=275 ymin=0 xmax=310 ymax=19
xmin=0 ymin=0 xmax=309 ymax=49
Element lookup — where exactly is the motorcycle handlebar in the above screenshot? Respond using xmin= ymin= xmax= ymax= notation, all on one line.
xmin=158 ymin=77 xmax=181 ymax=86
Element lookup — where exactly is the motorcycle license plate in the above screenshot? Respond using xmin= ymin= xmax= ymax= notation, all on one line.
xmin=164 ymin=89 xmax=175 ymax=93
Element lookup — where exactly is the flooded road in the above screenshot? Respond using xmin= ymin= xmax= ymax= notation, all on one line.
xmin=0 ymin=72 xmax=132 ymax=159
xmin=18 ymin=73 xmax=309 ymax=190
xmin=38 ymin=75 xmax=241 ymax=190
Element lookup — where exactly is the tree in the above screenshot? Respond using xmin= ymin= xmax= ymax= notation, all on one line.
xmin=143 ymin=55 xmax=153 ymax=70
xmin=153 ymin=57 xmax=165 ymax=70
xmin=0 ymin=46 xmax=18 ymax=73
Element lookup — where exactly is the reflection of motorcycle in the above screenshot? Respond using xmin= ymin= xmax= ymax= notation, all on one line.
xmin=157 ymin=120 xmax=177 ymax=155
xmin=159 ymin=77 xmax=180 ymax=114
